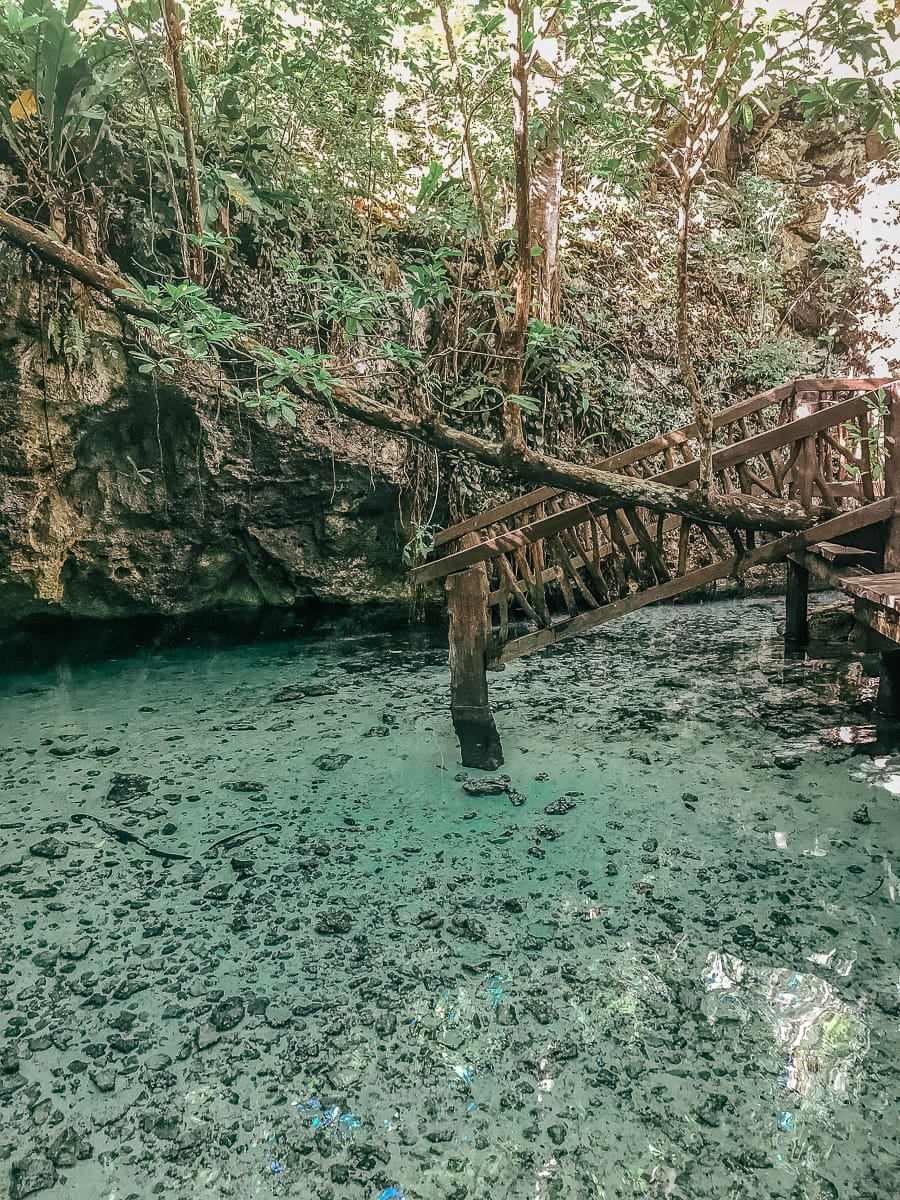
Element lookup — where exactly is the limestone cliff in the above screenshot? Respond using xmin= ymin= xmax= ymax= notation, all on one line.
xmin=0 ymin=271 xmax=408 ymax=628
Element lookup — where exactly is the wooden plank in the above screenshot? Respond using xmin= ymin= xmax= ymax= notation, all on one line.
xmin=852 ymin=597 xmax=900 ymax=646
xmin=792 ymin=377 xmax=893 ymax=393
xmin=813 ymin=541 xmax=878 ymax=563
xmin=494 ymin=497 xmax=895 ymax=666
xmin=787 ymin=549 xmax=871 ymax=591
xmin=494 ymin=561 xmax=733 ymax=665
xmin=842 ymin=572 xmax=900 ymax=611
xmin=652 ymin=395 xmax=869 ymax=490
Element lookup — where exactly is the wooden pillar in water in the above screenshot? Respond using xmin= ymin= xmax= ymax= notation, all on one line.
xmin=877 ymin=383 xmax=900 ymax=714
xmin=785 ymin=558 xmax=809 ymax=644
xmin=446 ymin=534 xmax=504 ymax=769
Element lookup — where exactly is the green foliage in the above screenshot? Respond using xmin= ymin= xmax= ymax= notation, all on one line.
xmin=401 ymin=520 xmax=437 ymax=566
xmin=46 ymin=309 xmax=88 ymax=366
xmin=727 ymin=333 xmax=813 ymax=392
xmin=117 ymin=279 xmax=255 ymax=362
xmin=842 ymin=386 xmax=892 ymax=481
xmin=0 ymin=0 xmax=127 ymax=194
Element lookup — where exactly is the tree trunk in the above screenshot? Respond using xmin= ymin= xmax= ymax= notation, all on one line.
xmin=161 ymin=0 xmax=204 ymax=283
xmin=437 ymin=0 xmax=504 ymax=325
xmin=113 ymin=0 xmax=191 ymax=279
xmin=675 ymin=150 xmax=714 ymax=492
xmin=500 ymin=0 xmax=531 ymax=455
xmin=0 ymin=205 xmax=814 ymax=535
xmin=530 ymin=19 xmax=564 ymax=324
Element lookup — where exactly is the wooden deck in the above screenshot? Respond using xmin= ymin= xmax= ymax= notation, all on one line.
xmin=844 ymin=573 xmax=900 ymax=610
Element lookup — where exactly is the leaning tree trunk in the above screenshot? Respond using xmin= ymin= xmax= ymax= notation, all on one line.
xmin=0 ymin=206 xmax=814 ymax=535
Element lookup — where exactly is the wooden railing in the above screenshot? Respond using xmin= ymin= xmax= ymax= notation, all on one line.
xmin=413 ymin=378 xmax=897 ymax=669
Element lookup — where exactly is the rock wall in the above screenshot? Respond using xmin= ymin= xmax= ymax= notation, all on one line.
xmin=0 ymin=271 xmax=409 ymax=629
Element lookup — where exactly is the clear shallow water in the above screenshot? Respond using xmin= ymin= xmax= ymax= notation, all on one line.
xmin=1 ymin=597 xmax=899 ymax=1200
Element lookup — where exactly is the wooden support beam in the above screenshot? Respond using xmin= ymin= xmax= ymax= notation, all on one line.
xmin=785 ymin=559 xmax=809 ymax=644
xmin=877 ymin=647 xmax=900 ymax=716
xmin=445 ymin=534 xmax=504 ymax=769
xmin=493 ymin=498 xmax=895 ymax=665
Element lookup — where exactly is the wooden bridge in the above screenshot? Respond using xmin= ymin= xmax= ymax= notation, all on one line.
xmin=411 ymin=377 xmax=900 ymax=767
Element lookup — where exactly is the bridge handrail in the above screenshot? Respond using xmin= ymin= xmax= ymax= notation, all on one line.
xmin=431 ymin=377 xmax=892 ymax=550
xmin=413 ymin=385 xmax=890 ymax=584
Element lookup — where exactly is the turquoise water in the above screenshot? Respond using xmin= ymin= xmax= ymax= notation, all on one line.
xmin=1 ymin=597 xmax=899 ymax=1200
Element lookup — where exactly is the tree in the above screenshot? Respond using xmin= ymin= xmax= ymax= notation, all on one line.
xmin=602 ymin=0 xmax=900 ymax=490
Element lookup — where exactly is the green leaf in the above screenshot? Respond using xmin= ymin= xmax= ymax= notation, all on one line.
xmin=507 ymin=393 xmax=541 ymax=413
xmin=266 ymin=408 xmax=280 ymax=427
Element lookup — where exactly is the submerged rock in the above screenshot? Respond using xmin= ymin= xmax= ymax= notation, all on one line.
xmin=29 ymin=837 xmax=68 ymax=860
xmin=105 ymin=773 xmax=151 ymax=806
xmin=313 ymin=753 xmax=352 ymax=772
xmin=462 ymin=777 xmax=508 ymax=796
xmin=315 ymin=908 xmax=353 ymax=935
xmin=544 ymin=795 xmax=578 ymax=815
xmin=9 ymin=1157 xmax=57 ymax=1199
xmin=273 ymin=683 xmax=338 ymax=701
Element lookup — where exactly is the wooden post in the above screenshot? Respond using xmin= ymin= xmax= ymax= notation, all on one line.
xmin=446 ymin=534 xmax=504 ymax=769
xmin=791 ymin=387 xmax=820 ymax=510
xmin=876 ymin=649 xmax=900 ymax=716
xmin=785 ymin=558 xmax=809 ymax=643
xmin=877 ymin=384 xmax=900 ymax=713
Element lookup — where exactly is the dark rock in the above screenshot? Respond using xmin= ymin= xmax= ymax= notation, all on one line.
xmin=209 ymin=997 xmax=245 ymax=1033
xmin=544 ymin=796 xmax=577 ymax=815
xmin=535 ymin=824 xmax=561 ymax=841
xmin=105 ymin=773 xmax=151 ymax=806
xmin=852 ymin=804 xmax=871 ymax=825
xmin=462 ymin=777 xmax=508 ymax=796
xmin=774 ymin=750 xmax=803 ymax=770
xmin=313 ymin=753 xmax=351 ymax=772
xmin=449 ymin=913 xmax=487 ymax=941
xmin=47 ymin=1128 xmax=92 ymax=1168
xmin=222 ymin=780 xmax=265 ymax=792
xmin=9 ymin=1157 xmax=57 ymax=1199
xmin=203 ymin=883 xmax=233 ymax=902
xmin=547 ymin=1123 xmax=568 ymax=1147
xmin=273 ymin=683 xmax=337 ymax=702
xmin=29 ymin=837 xmax=68 ymax=860
xmin=314 ymin=908 xmax=353 ymax=935
xmin=89 ymin=1067 xmax=116 ymax=1093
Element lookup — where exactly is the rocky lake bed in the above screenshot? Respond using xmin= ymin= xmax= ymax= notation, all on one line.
xmin=1 ymin=595 xmax=899 ymax=1199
